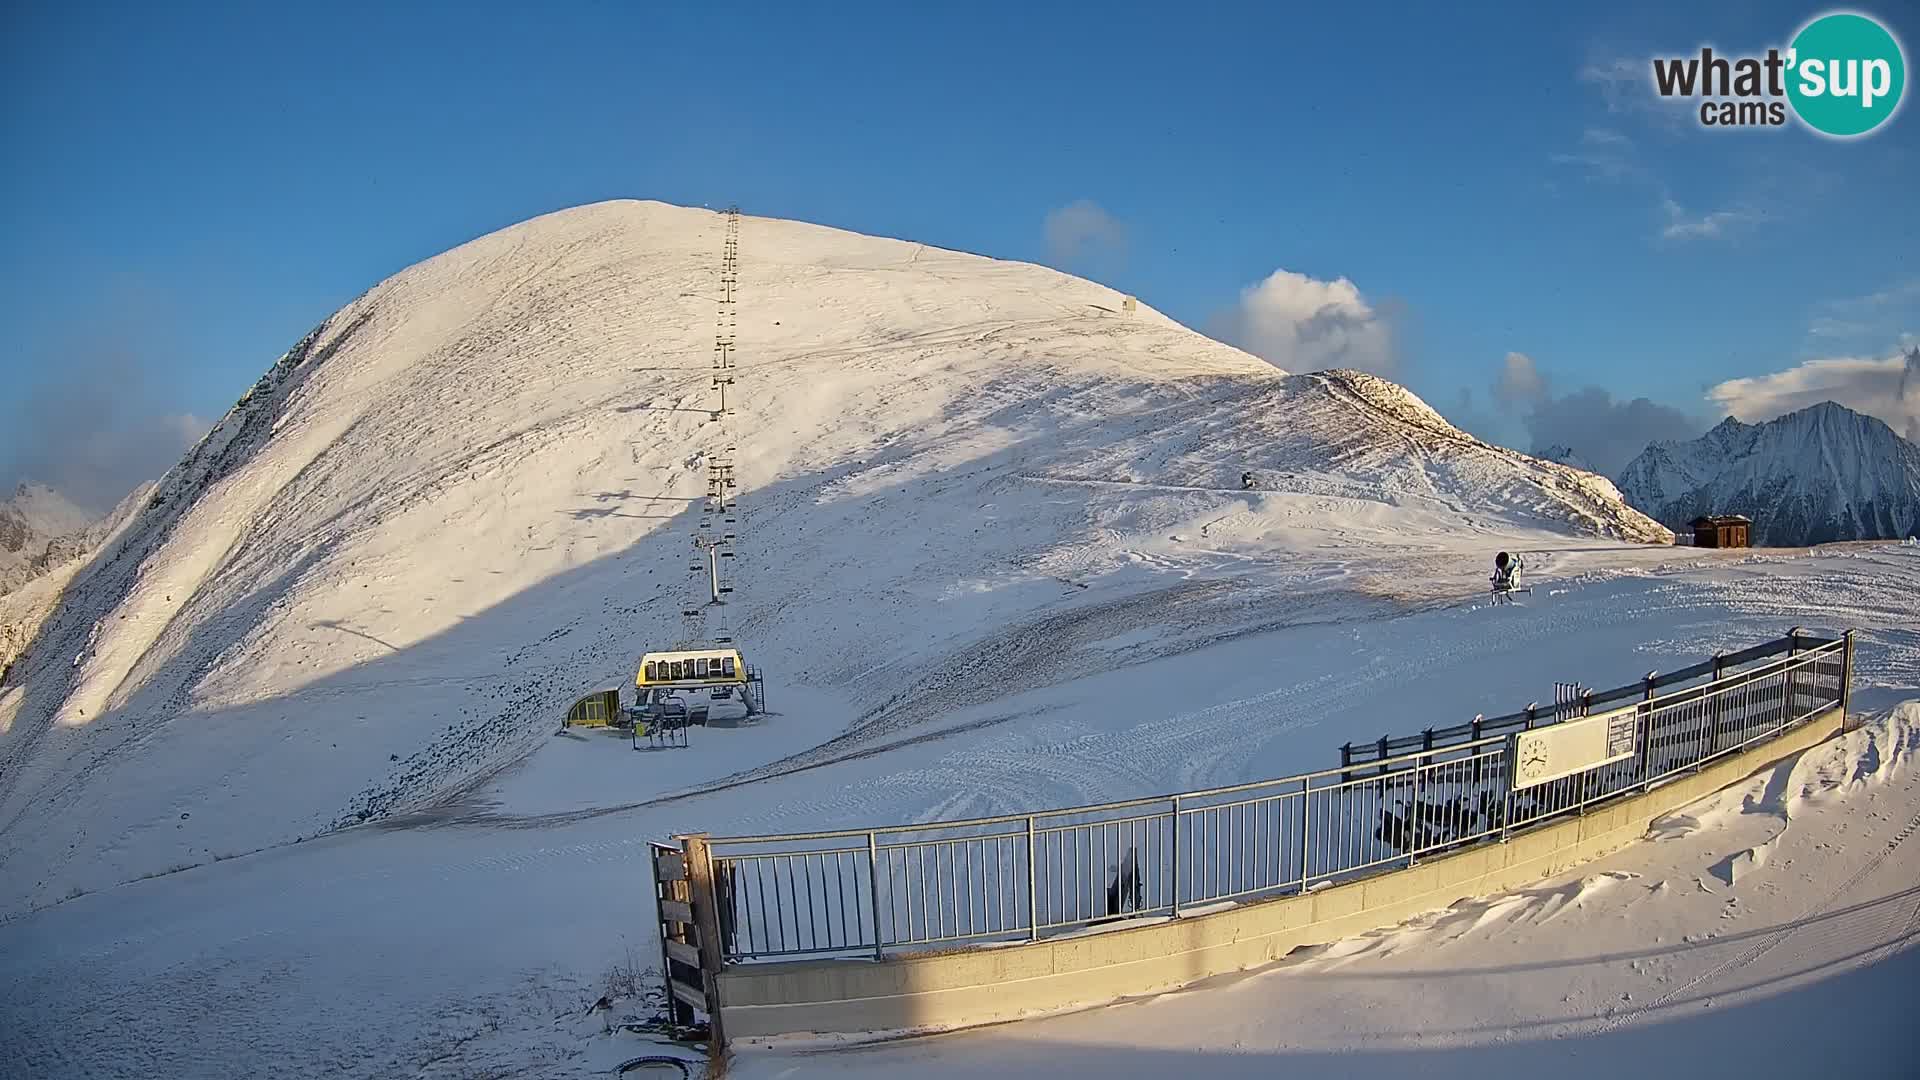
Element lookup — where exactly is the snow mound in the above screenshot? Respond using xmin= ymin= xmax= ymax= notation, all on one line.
xmin=0 ymin=199 xmax=1668 ymax=909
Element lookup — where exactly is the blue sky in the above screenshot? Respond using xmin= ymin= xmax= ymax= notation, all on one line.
xmin=3 ymin=0 xmax=1916 ymax=505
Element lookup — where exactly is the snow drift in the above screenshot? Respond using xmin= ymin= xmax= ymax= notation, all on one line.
xmin=0 ymin=200 xmax=1668 ymax=909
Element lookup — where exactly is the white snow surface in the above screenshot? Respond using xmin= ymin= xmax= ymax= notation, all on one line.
xmin=5 ymin=200 xmax=1910 ymax=1080
xmin=1 ymin=541 xmax=1915 ymax=1078
xmin=0 ymin=199 xmax=1672 ymax=914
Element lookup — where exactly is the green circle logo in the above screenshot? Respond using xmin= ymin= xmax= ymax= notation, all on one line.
xmin=1787 ymin=12 xmax=1906 ymax=137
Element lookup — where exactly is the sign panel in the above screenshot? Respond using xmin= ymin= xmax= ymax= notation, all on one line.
xmin=1512 ymin=704 xmax=1639 ymax=790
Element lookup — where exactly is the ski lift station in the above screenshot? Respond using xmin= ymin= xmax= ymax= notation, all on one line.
xmin=635 ymin=648 xmax=765 ymax=726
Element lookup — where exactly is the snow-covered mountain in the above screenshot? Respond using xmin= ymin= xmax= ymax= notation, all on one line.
xmin=0 ymin=484 xmax=151 ymax=684
xmin=0 ymin=200 xmax=1668 ymax=909
xmin=0 ymin=484 xmax=95 ymax=593
xmin=1536 ymin=444 xmax=1599 ymax=475
xmin=1617 ymin=401 xmax=1920 ymax=546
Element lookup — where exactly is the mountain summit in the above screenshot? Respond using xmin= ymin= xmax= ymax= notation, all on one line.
xmin=1617 ymin=401 xmax=1920 ymax=546
xmin=0 ymin=200 xmax=1667 ymax=906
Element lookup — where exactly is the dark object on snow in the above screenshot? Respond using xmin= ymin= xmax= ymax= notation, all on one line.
xmin=1490 ymin=551 xmax=1530 ymax=604
xmin=1690 ymin=514 xmax=1751 ymax=548
xmin=1104 ymin=848 xmax=1143 ymax=917
xmin=1241 ymin=471 xmax=1257 ymax=490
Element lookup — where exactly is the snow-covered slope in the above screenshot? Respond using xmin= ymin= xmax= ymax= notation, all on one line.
xmin=0 ymin=484 xmax=152 ymax=682
xmin=0 ymin=200 xmax=1667 ymax=907
xmin=1618 ymin=402 xmax=1920 ymax=546
xmin=0 ymin=484 xmax=97 ymax=597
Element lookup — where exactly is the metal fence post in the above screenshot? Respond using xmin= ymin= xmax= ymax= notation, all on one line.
xmin=1640 ymin=671 xmax=1657 ymax=792
xmin=1501 ymin=779 xmax=1513 ymax=843
xmin=1707 ymin=653 xmax=1724 ymax=758
xmin=1025 ymin=816 xmax=1039 ymax=941
xmin=1298 ymin=780 xmax=1312 ymax=893
xmin=1408 ymin=753 xmax=1423 ymax=866
xmin=1841 ymin=630 xmax=1855 ymax=727
xmin=866 ymin=831 xmax=884 ymax=960
xmin=1786 ymin=627 xmax=1803 ymax=720
xmin=1170 ymin=796 xmax=1182 ymax=916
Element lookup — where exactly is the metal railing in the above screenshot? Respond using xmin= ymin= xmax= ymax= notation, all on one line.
xmin=701 ymin=632 xmax=1850 ymax=963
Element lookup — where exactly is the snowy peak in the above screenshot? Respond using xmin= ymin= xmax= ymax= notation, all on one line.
xmin=0 ymin=199 xmax=1669 ymax=905
xmin=2 ymin=483 xmax=93 ymax=542
xmin=1536 ymin=445 xmax=1599 ymax=474
xmin=1617 ymin=401 xmax=1920 ymax=545
xmin=0 ymin=483 xmax=104 ymax=597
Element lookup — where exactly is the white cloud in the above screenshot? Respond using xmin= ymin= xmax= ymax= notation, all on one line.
xmin=1043 ymin=200 xmax=1127 ymax=267
xmin=1550 ymin=132 xmax=1759 ymax=243
xmin=1855 ymin=279 xmax=1920 ymax=308
xmin=1660 ymin=198 xmax=1760 ymax=241
xmin=1493 ymin=351 xmax=1548 ymax=408
xmin=1708 ymin=347 xmax=1920 ymax=441
xmin=1808 ymin=316 xmax=1874 ymax=339
xmin=1214 ymin=269 xmax=1395 ymax=376
xmin=1798 ymin=279 xmax=1920 ymax=353
xmin=163 ymin=413 xmax=212 ymax=449
xmin=1578 ymin=55 xmax=1688 ymax=130
xmin=1478 ymin=351 xmax=1705 ymax=474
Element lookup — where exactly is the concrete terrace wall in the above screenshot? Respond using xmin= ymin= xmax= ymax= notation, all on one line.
xmin=717 ymin=704 xmax=1844 ymax=1040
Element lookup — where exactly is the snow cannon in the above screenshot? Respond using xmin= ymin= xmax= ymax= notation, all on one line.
xmin=1489 ymin=551 xmax=1529 ymax=605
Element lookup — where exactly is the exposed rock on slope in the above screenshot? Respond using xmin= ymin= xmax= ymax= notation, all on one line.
xmin=1618 ymin=402 xmax=1920 ymax=546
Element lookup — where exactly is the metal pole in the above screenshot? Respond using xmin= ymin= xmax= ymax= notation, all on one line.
xmin=1408 ymin=757 xmax=1422 ymax=867
xmin=866 ymin=831 xmax=884 ymax=960
xmin=1025 ymin=816 xmax=1039 ymax=941
xmin=1298 ymin=781 xmax=1312 ymax=893
xmin=1708 ymin=653 xmax=1724 ymax=757
xmin=1641 ymin=671 xmax=1657 ymax=792
xmin=1500 ymin=736 xmax=1515 ymax=843
xmin=1786 ymin=628 xmax=1802 ymax=723
xmin=1842 ymin=630 xmax=1855 ymax=728
xmin=1170 ymin=796 xmax=1182 ymax=916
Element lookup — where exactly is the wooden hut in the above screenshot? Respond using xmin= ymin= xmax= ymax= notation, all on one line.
xmin=1690 ymin=514 xmax=1751 ymax=548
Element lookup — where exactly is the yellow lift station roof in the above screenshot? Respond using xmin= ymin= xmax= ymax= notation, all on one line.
xmin=637 ymin=648 xmax=746 ymax=688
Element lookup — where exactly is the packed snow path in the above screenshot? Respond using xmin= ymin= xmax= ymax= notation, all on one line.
xmin=1 ymin=548 xmax=1915 ymax=1078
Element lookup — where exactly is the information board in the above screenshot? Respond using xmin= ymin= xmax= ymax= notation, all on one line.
xmin=1512 ymin=704 xmax=1640 ymax=790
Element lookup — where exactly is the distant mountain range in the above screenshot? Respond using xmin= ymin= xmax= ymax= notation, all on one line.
xmin=1615 ymin=401 xmax=1920 ymax=547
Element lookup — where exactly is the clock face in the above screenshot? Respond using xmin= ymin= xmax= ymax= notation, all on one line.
xmin=1516 ymin=735 xmax=1551 ymax=782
